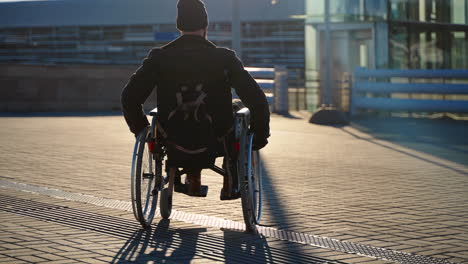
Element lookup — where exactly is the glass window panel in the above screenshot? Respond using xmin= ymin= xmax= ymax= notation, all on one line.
xmin=389 ymin=25 xmax=409 ymax=69
xmin=452 ymin=31 xmax=467 ymax=68
xmin=365 ymin=0 xmax=388 ymax=20
xmin=452 ymin=0 xmax=467 ymax=24
xmin=305 ymin=0 xmax=325 ymax=23
xmin=391 ymin=0 xmax=467 ymax=24
xmin=307 ymin=0 xmax=389 ymax=22
xmin=391 ymin=24 xmax=468 ymax=70
xmin=390 ymin=0 xmax=408 ymax=20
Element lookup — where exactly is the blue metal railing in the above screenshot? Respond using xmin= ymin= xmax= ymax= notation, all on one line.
xmin=351 ymin=68 xmax=468 ymax=116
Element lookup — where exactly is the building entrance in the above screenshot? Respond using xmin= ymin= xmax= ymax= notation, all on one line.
xmin=317 ymin=25 xmax=375 ymax=111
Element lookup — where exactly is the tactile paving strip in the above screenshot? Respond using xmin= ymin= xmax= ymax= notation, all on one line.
xmin=0 ymin=195 xmax=343 ymax=264
xmin=0 ymin=179 xmax=455 ymax=264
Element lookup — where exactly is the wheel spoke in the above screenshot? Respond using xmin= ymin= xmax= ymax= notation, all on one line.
xmin=142 ymin=176 xmax=154 ymax=215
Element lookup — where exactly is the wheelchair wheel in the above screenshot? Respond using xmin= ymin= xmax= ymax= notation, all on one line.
xmin=160 ymin=186 xmax=173 ymax=219
xmin=131 ymin=128 xmax=160 ymax=228
xmin=240 ymin=132 xmax=263 ymax=232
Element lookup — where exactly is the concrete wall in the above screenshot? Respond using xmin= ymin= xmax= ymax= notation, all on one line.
xmin=0 ymin=64 xmax=157 ymax=112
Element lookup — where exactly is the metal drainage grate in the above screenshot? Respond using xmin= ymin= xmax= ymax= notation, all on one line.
xmin=0 ymin=179 xmax=456 ymax=264
xmin=257 ymin=226 xmax=453 ymax=264
xmin=0 ymin=195 xmax=344 ymax=264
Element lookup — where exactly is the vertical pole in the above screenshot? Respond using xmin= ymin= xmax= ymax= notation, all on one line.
xmin=350 ymin=68 xmax=357 ymax=117
xmin=303 ymin=69 xmax=307 ymax=110
xmin=466 ymin=0 xmax=468 ymax=25
xmin=274 ymin=65 xmax=288 ymax=114
xmin=52 ymin=27 xmax=57 ymax=63
xmin=296 ymin=69 xmax=300 ymax=111
xmin=232 ymin=0 xmax=242 ymax=59
xmin=324 ymin=0 xmax=331 ymax=105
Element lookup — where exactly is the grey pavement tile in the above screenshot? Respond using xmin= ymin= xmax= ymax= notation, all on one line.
xmin=340 ymin=257 xmax=387 ymax=264
xmin=78 ymin=258 xmax=109 ymax=264
xmin=353 ymin=260 xmax=395 ymax=264
xmin=35 ymin=253 xmax=68 ymax=261
xmin=1 ymin=249 xmax=39 ymax=257
xmin=14 ymin=255 xmax=49 ymax=263
xmin=1 ymin=244 xmax=23 ymax=250
xmin=51 ymin=246 xmax=85 ymax=253
xmin=447 ymin=252 xmax=468 ymax=258
xmin=36 ymin=260 xmax=78 ymax=264
xmin=88 ymin=249 xmax=119 ymax=256
xmin=446 ymin=258 xmax=466 ymax=264
xmin=0 ymin=259 xmax=28 ymax=264
xmin=22 ymin=246 xmax=64 ymax=254
xmin=58 ymin=253 xmax=105 ymax=259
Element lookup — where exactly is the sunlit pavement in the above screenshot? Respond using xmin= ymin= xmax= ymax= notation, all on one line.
xmin=0 ymin=112 xmax=466 ymax=263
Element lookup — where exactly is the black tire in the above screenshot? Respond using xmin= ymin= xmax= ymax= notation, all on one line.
xmin=241 ymin=183 xmax=256 ymax=232
xmin=250 ymin=150 xmax=263 ymax=224
xmin=240 ymin=133 xmax=263 ymax=233
xmin=131 ymin=128 xmax=159 ymax=228
xmin=160 ymin=187 xmax=173 ymax=219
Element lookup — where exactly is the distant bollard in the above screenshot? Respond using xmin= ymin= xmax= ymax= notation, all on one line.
xmin=274 ymin=65 xmax=288 ymax=114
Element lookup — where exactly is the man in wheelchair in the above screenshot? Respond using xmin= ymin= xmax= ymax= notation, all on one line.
xmin=121 ymin=0 xmax=270 ymax=200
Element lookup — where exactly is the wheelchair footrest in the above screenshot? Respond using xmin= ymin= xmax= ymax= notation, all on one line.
xmin=174 ymin=184 xmax=208 ymax=197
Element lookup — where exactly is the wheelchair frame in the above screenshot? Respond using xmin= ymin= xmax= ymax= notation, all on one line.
xmin=130 ymin=107 xmax=263 ymax=232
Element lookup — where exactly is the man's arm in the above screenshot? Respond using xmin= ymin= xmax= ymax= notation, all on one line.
xmin=226 ymin=50 xmax=270 ymax=148
xmin=121 ymin=49 xmax=159 ymax=135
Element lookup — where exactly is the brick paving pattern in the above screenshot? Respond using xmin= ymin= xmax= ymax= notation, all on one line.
xmin=1 ymin=188 xmax=386 ymax=263
xmin=0 ymin=113 xmax=467 ymax=263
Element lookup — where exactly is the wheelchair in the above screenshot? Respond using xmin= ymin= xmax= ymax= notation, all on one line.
xmin=130 ymin=107 xmax=263 ymax=232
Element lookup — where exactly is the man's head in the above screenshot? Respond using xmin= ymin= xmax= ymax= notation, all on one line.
xmin=177 ymin=0 xmax=209 ymax=37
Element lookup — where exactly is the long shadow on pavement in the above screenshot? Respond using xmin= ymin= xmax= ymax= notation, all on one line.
xmin=0 ymin=195 xmax=343 ymax=263
xmin=260 ymin=156 xmax=296 ymax=230
xmin=351 ymin=117 xmax=468 ymax=167
xmin=112 ymin=219 xmax=209 ymax=263
xmin=112 ymin=220 xmax=274 ymax=263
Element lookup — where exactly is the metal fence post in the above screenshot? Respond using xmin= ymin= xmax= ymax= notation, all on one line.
xmin=350 ymin=68 xmax=360 ymax=117
xmin=274 ymin=65 xmax=288 ymax=114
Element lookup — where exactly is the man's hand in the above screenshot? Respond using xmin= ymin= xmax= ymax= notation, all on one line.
xmin=252 ymin=136 xmax=268 ymax=150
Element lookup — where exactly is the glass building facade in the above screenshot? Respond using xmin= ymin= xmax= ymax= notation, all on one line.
xmin=0 ymin=21 xmax=304 ymax=69
xmin=388 ymin=0 xmax=468 ymax=69
xmin=305 ymin=0 xmax=468 ymax=111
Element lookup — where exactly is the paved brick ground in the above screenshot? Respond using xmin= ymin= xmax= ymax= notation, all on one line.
xmin=1 ymin=188 xmax=392 ymax=264
xmin=0 ymin=113 xmax=467 ymax=263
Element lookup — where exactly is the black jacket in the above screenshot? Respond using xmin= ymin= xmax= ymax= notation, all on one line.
xmin=121 ymin=35 xmax=270 ymax=142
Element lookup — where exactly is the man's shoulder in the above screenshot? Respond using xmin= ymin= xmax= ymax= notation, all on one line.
xmin=214 ymin=46 xmax=235 ymax=54
xmin=145 ymin=47 xmax=164 ymax=56
xmin=212 ymin=47 xmax=239 ymax=61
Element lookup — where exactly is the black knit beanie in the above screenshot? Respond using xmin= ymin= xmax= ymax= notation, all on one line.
xmin=177 ymin=0 xmax=209 ymax=31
